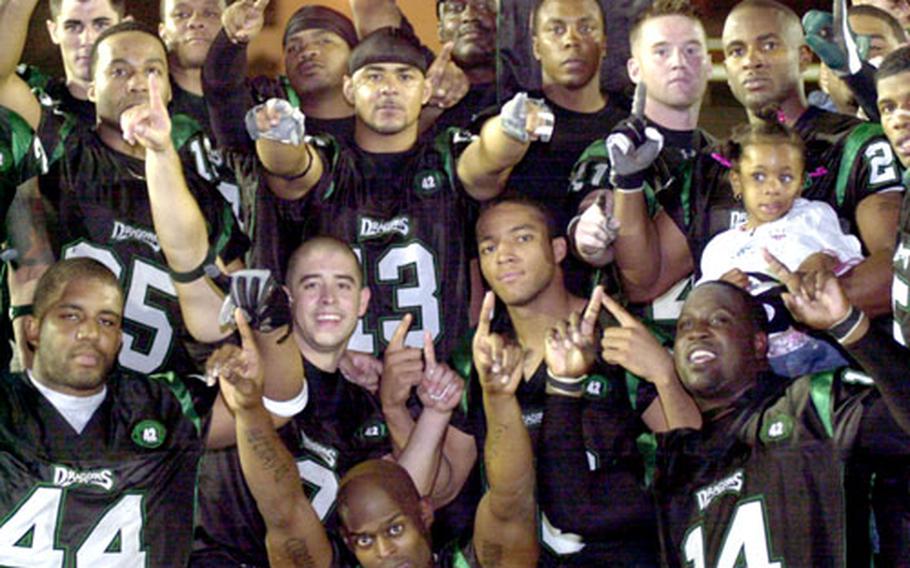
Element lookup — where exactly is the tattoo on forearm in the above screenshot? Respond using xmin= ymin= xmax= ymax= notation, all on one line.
xmin=245 ymin=427 xmax=294 ymax=483
xmin=284 ymin=538 xmax=317 ymax=568
xmin=487 ymin=423 xmax=507 ymax=460
xmin=479 ymin=541 xmax=504 ymax=567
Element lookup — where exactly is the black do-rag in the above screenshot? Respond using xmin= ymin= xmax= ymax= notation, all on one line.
xmin=283 ymin=5 xmax=358 ymax=48
xmin=348 ymin=26 xmax=428 ymax=75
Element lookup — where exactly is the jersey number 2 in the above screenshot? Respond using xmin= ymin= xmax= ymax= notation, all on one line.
xmin=0 ymin=487 xmax=145 ymax=567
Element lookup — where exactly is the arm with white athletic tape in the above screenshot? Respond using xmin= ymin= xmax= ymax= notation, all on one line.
xmin=606 ymin=84 xmax=671 ymax=292
xmin=457 ymin=91 xmax=554 ymax=200
xmin=249 ymin=98 xmax=326 ymax=201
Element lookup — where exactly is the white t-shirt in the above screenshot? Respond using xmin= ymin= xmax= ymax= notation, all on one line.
xmin=699 ymin=198 xmax=863 ymax=285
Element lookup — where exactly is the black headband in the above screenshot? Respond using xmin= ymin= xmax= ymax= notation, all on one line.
xmin=348 ymin=27 xmax=428 ymax=75
xmin=283 ymin=5 xmax=358 ymax=49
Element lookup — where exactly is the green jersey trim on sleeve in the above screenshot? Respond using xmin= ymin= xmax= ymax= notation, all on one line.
xmin=280 ymin=75 xmax=302 ymax=109
xmin=836 ymin=122 xmax=886 ymax=208
xmin=808 ymin=370 xmax=836 ymax=438
xmin=170 ymin=114 xmax=203 ymax=151
xmin=147 ymin=371 xmax=204 ymax=436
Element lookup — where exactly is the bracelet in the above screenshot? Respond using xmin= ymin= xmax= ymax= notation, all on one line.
xmin=8 ymin=304 xmax=33 ymax=321
xmin=262 ymin=380 xmax=309 ymax=418
xmin=614 ymin=185 xmax=645 ymax=194
xmin=545 ymin=369 xmax=587 ymax=393
xmin=273 ymin=144 xmax=314 ymax=181
xmin=169 ymin=247 xmax=220 ymax=284
xmin=826 ymin=306 xmax=866 ymax=344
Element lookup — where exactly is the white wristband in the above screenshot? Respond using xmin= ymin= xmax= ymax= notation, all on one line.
xmin=262 ymin=380 xmax=309 ymax=417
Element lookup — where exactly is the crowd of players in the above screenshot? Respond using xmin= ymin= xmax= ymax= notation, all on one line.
xmin=1 ymin=0 xmax=910 ymax=566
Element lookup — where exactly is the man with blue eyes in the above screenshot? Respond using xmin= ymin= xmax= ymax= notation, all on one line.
xmin=601 ymin=0 xmax=903 ymax=333
xmin=469 ymin=196 xmax=700 ymax=565
xmin=193 ymin=236 xmax=470 ymax=567
xmin=568 ymin=0 xmax=713 ymax=337
xmin=227 ymin=279 xmax=540 ymax=568
xmin=0 ymin=0 xmax=125 ymax=126
xmin=4 ymin=21 xmax=247 ymax=378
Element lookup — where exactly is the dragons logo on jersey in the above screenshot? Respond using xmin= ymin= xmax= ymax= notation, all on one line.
xmin=300 ymin=431 xmax=339 ymax=469
xmin=414 ymin=170 xmax=443 ymax=196
xmin=110 ymin=221 xmax=162 ymax=253
xmin=759 ymin=414 xmax=794 ymax=444
xmin=52 ymin=465 xmax=115 ymax=491
xmin=131 ymin=420 xmax=167 ymax=449
xmin=358 ymin=215 xmax=411 ymax=241
xmin=695 ymin=469 xmax=745 ymax=511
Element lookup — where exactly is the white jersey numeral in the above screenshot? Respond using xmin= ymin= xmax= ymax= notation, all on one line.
xmin=865 ymin=141 xmax=899 ymax=186
xmin=683 ymin=499 xmax=782 ymax=568
xmin=0 ymin=488 xmax=146 ymax=567
xmin=64 ymin=242 xmax=176 ymax=374
xmin=347 ymin=242 xmax=441 ymax=353
xmin=296 ymin=459 xmax=340 ymax=521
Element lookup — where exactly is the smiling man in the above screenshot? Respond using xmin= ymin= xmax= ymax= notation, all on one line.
xmin=636 ymin=279 xmax=910 ymax=566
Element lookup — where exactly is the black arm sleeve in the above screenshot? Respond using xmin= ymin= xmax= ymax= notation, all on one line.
xmin=843 ymin=62 xmax=880 ymax=123
xmin=538 ymin=396 xmax=654 ymax=539
xmin=846 ymin=325 xmax=910 ymax=435
xmin=202 ymin=30 xmax=255 ymax=153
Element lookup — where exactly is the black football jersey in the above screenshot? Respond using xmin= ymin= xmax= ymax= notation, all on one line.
xmin=656 ymin=368 xmax=910 ymax=567
xmin=0 ymin=370 xmax=216 ymax=567
xmin=278 ymin=129 xmax=477 ymax=361
xmin=19 ymin=65 xmax=95 ymax=126
xmin=461 ymin=318 xmax=659 ymax=565
xmin=192 ymin=360 xmax=394 ymax=567
xmin=892 ymin=171 xmax=910 ymax=346
xmin=34 ymin=115 xmax=248 ymax=376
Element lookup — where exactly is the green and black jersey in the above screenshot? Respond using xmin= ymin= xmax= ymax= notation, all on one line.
xmin=33 ymin=113 xmax=248 ymax=376
xmin=656 ymin=368 xmax=910 ymax=567
xmin=0 ymin=369 xmax=216 ymax=567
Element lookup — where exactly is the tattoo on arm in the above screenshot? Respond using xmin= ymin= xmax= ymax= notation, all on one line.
xmin=284 ymin=538 xmax=317 ymax=568
xmin=478 ymin=541 xmax=504 ymax=567
xmin=245 ymin=427 xmax=294 ymax=484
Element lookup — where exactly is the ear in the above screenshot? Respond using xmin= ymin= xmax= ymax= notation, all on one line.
xmin=358 ymin=287 xmax=371 ymax=317
xmin=797 ymin=44 xmax=813 ymax=73
xmin=87 ymin=82 xmax=97 ymax=103
xmin=342 ymin=75 xmax=355 ymax=106
xmin=418 ymin=498 xmax=434 ymax=530
xmin=24 ymin=315 xmax=40 ymax=350
xmin=421 ymin=76 xmax=432 ymax=106
xmin=532 ymin=34 xmax=541 ymax=62
xmin=552 ymin=236 xmax=568 ymax=264
xmin=753 ymin=331 xmax=768 ymax=360
xmin=46 ymin=20 xmax=61 ymax=45
xmin=627 ymin=57 xmax=641 ymax=84
xmin=729 ymin=169 xmax=742 ymax=198
xmin=158 ymin=22 xmax=171 ymax=48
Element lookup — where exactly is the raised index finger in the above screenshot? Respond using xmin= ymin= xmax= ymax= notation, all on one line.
xmin=388 ymin=313 xmax=413 ymax=350
xmin=234 ymin=307 xmax=256 ymax=350
xmin=581 ymin=285 xmax=603 ymax=337
xmin=601 ymin=293 xmax=639 ymax=328
xmin=423 ymin=329 xmax=437 ymax=370
xmin=631 ymin=82 xmax=646 ymax=120
xmin=762 ymin=248 xmax=796 ymax=288
xmin=477 ymin=291 xmax=495 ymax=338
xmin=148 ymin=72 xmax=166 ymax=115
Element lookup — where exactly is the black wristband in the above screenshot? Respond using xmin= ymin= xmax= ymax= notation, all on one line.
xmin=169 ymin=248 xmax=220 ymax=284
xmin=8 ymin=304 xmax=33 ymax=320
xmin=827 ymin=306 xmax=866 ymax=344
xmin=272 ymin=144 xmax=314 ymax=181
